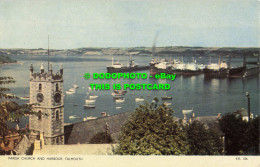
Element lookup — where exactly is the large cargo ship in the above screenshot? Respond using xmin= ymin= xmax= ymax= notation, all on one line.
xmin=107 ymin=58 xmax=149 ymax=73
xmin=203 ymin=62 xmax=229 ymax=78
xmin=149 ymin=58 xmax=205 ymax=76
xmin=228 ymin=55 xmax=259 ymax=78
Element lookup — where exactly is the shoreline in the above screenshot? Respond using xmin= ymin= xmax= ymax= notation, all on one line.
xmin=0 ymin=62 xmax=19 ymax=66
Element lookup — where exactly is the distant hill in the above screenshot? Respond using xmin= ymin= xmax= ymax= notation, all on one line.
xmin=0 ymin=55 xmax=17 ymax=64
xmin=0 ymin=46 xmax=259 ymax=57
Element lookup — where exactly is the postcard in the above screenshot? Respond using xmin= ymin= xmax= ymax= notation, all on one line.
xmin=0 ymin=0 xmax=259 ymax=166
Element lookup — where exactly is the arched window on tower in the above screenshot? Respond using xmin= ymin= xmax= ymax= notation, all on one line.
xmin=39 ymin=83 xmax=42 ymax=91
xmin=38 ymin=111 xmax=42 ymax=120
xmin=56 ymin=110 xmax=59 ymax=121
xmin=56 ymin=83 xmax=59 ymax=91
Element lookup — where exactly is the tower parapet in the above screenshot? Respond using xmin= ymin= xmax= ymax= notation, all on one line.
xmin=30 ymin=63 xmax=63 ymax=82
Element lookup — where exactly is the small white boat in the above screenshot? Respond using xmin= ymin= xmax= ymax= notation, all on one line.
xmin=84 ymin=104 xmax=96 ymax=108
xmin=85 ymin=99 xmax=96 ymax=104
xmin=73 ymin=84 xmax=79 ymax=89
xmin=89 ymin=95 xmax=98 ymax=99
xmin=161 ymin=96 xmax=172 ymax=100
xmin=116 ymin=107 xmax=122 ymax=109
xmin=20 ymin=88 xmax=29 ymax=100
xmin=66 ymin=88 xmax=76 ymax=94
xmin=116 ymin=98 xmax=125 ymax=103
xmin=163 ymin=102 xmax=172 ymax=106
xmin=83 ymin=116 xmax=97 ymax=121
xmin=20 ymin=96 xmax=30 ymax=100
xmin=135 ymin=98 xmax=144 ymax=102
xmin=182 ymin=110 xmax=193 ymax=115
xmin=69 ymin=115 xmax=81 ymax=119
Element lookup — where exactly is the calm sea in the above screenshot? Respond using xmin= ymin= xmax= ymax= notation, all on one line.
xmin=1 ymin=54 xmax=259 ymax=127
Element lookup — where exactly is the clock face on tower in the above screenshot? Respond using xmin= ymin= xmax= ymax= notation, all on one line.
xmin=37 ymin=93 xmax=44 ymax=102
xmin=54 ymin=93 xmax=61 ymax=103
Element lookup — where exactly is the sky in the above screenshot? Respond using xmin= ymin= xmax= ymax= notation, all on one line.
xmin=0 ymin=0 xmax=259 ymax=49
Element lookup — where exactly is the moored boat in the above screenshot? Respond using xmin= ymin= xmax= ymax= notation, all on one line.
xmin=84 ymin=103 xmax=96 ymax=108
xmin=107 ymin=57 xmax=149 ymax=73
xmin=83 ymin=116 xmax=97 ymax=121
xmin=85 ymin=99 xmax=96 ymax=104
xmin=116 ymin=98 xmax=125 ymax=103
xmin=182 ymin=110 xmax=193 ymax=115
xmin=89 ymin=95 xmax=98 ymax=99
xmin=163 ymin=102 xmax=172 ymax=106
xmin=161 ymin=96 xmax=172 ymax=100
xmin=69 ymin=115 xmax=81 ymax=119
xmin=66 ymin=88 xmax=76 ymax=94
xmin=135 ymin=97 xmax=144 ymax=102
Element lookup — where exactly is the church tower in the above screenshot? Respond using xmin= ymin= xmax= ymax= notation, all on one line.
xmin=29 ymin=63 xmax=64 ymax=145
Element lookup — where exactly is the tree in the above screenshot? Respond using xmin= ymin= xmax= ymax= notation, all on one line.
xmin=185 ymin=121 xmax=222 ymax=155
xmin=247 ymin=116 xmax=259 ymax=154
xmin=0 ymin=76 xmax=36 ymax=154
xmin=219 ymin=113 xmax=253 ymax=155
xmin=114 ymin=102 xmax=190 ymax=155
xmin=89 ymin=132 xmax=113 ymax=144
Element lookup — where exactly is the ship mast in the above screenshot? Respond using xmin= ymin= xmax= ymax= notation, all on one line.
xmin=152 ymin=32 xmax=159 ymax=60
xmin=228 ymin=55 xmax=231 ymax=69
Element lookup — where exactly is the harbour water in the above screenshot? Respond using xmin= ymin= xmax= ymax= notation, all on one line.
xmin=1 ymin=54 xmax=259 ymax=126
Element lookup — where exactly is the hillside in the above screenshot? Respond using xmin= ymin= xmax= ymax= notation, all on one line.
xmin=0 ymin=55 xmax=17 ymax=64
xmin=0 ymin=46 xmax=259 ymax=57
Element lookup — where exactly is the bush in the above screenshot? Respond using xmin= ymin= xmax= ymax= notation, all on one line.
xmin=114 ymin=102 xmax=190 ymax=155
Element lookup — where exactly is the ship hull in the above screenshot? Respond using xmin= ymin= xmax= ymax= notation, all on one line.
xmin=150 ymin=66 xmax=202 ymax=76
xmin=107 ymin=66 xmax=149 ymax=73
xmin=204 ymin=69 xmax=228 ymax=78
xmin=243 ymin=67 xmax=260 ymax=78
xmin=228 ymin=66 xmax=246 ymax=78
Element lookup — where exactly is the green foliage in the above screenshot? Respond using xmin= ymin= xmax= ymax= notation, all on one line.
xmin=0 ymin=76 xmax=36 ymax=143
xmin=185 ymin=121 xmax=222 ymax=155
xmin=246 ymin=116 xmax=259 ymax=154
xmin=114 ymin=102 xmax=190 ymax=155
xmin=219 ymin=113 xmax=259 ymax=155
xmin=89 ymin=132 xmax=113 ymax=144
xmin=0 ymin=77 xmax=17 ymax=99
